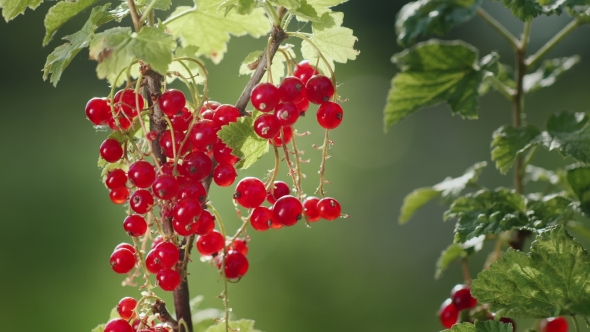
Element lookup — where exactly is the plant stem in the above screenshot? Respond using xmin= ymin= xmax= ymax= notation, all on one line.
xmin=126 ymin=0 xmax=142 ymax=32
xmin=484 ymin=74 xmax=516 ymax=100
xmin=526 ymin=20 xmax=581 ymax=70
xmin=139 ymin=0 xmax=159 ymax=23
xmin=476 ymin=8 xmax=519 ymax=49
xmin=461 ymin=258 xmax=472 ymax=285
xmin=572 ymin=316 xmax=581 ymax=332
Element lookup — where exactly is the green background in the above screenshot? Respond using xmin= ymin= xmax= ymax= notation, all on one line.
xmin=1 ymin=1 xmax=589 ymax=331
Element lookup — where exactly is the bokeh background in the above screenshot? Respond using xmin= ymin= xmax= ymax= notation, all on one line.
xmin=1 ymin=1 xmax=590 ymax=331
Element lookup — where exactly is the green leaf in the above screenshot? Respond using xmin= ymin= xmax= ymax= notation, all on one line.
xmin=446 ymin=188 xmax=529 ymax=243
xmin=166 ymin=0 xmax=271 ymax=63
xmin=91 ymin=324 xmax=105 ymax=332
xmin=234 ymin=0 xmax=256 ymax=15
xmin=0 ymin=0 xmax=43 ymax=21
xmin=291 ymin=0 xmax=321 ymax=21
xmin=43 ymin=4 xmax=114 ymax=86
xmin=524 ymin=56 xmax=580 ymax=93
xmin=524 ymin=165 xmax=559 ymax=185
xmin=239 ymin=46 xmax=296 ymax=84
xmin=312 ymin=12 xmax=339 ymax=30
xmin=399 ymin=161 xmax=487 ymax=224
xmin=300 ymin=25 xmax=359 ymax=75
xmin=384 ymin=40 xmax=485 ymax=128
xmin=441 ymin=320 xmax=515 ymax=332
xmin=540 ymin=111 xmax=590 ymax=164
xmin=566 ymin=165 xmax=590 ymax=216
xmin=43 ymin=0 xmax=98 ymax=46
xmin=436 ymin=235 xmax=484 ymax=279
xmin=137 ymin=0 xmax=172 ymax=11
xmin=131 ymin=27 xmax=176 ymax=74
xmin=305 ymin=0 xmax=348 ymax=16
xmin=167 ymin=46 xmax=206 ymax=85
xmin=204 ymin=319 xmax=260 ymax=332
xmin=269 ymin=0 xmax=302 ymax=8
xmin=472 ymin=226 xmax=590 ymax=317
xmin=217 ymin=113 xmax=270 ymax=169
xmin=498 ymin=0 xmax=543 ymax=21
xmin=526 ymin=193 xmax=575 ymax=228
xmin=396 ymin=0 xmax=482 ymax=47
xmin=479 ymin=62 xmax=515 ymax=96
xmin=491 ymin=125 xmax=542 ymax=174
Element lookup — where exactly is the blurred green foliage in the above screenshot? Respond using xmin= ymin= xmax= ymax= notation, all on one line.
xmin=0 ymin=1 xmax=589 ymax=331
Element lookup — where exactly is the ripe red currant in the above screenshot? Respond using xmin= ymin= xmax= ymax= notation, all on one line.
xmin=295 ymin=96 xmax=310 ymax=114
xmin=234 ymin=177 xmax=266 ymax=208
xmin=317 ymin=197 xmax=341 ymax=220
xmin=117 ymin=297 xmax=137 ymax=320
xmin=221 ymin=250 xmax=249 ymax=279
xmin=130 ymin=189 xmax=154 ymax=214
xmin=201 ymin=100 xmax=221 ymax=112
xmin=250 ymin=83 xmax=280 ymax=112
xmin=181 ymin=152 xmax=212 ymax=181
xmin=100 ymin=139 xmax=123 ymax=163
xmin=189 ymin=119 xmax=220 ymax=151
xmin=213 ymin=142 xmax=239 ymax=165
xmin=213 ymin=163 xmax=237 ymax=187
xmin=195 ymin=210 xmax=215 ymax=236
xmin=279 ymin=76 xmax=306 ymax=103
xmin=293 ymin=60 xmax=319 ymax=85
xmin=128 ymin=161 xmax=156 ymax=188
xmin=451 ymin=284 xmax=477 ymax=311
xmin=213 ymin=104 xmax=240 ymax=126
xmin=159 ymin=130 xmax=189 ymax=159
xmin=110 ymin=248 xmax=136 ymax=274
xmin=196 ymin=231 xmax=225 ymax=256
xmin=438 ymin=298 xmax=459 ymax=328
xmin=179 ymin=180 xmax=207 ymax=203
xmin=159 ymin=89 xmax=186 ymax=117
xmin=173 ymin=218 xmax=196 ymax=236
xmin=123 ymin=214 xmax=148 ymax=237
xmin=171 ymin=107 xmax=192 ymax=132
xmin=151 ymin=235 xmax=163 ymax=249
xmin=272 ymin=195 xmax=303 ymax=226
xmin=152 ymin=174 xmax=180 ymax=200
xmin=250 ymin=206 xmax=271 ymax=231
xmin=106 ymin=169 xmax=127 ymax=190
xmin=317 ymin=102 xmax=343 ymax=129
xmin=254 ymin=113 xmax=281 ymax=139
xmin=230 ymin=239 xmax=249 ymax=255
xmin=110 ymin=187 xmax=129 ymax=204
xmin=86 ymin=97 xmax=111 ymax=125
xmin=173 ymin=198 xmax=203 ymax=223
xmin=104 ymin=318 xmax=134 ymax=332
xmin=266 ymin=181 xmax=290 ymax=204
xmin=274 ymin=102 xmax=300 ymax=127
xmin=303 ymin=196 xmax=321 ymax=222
xmin=145 ymin=249 xmax=163 ymax=274
xmin=306 ymin=75 xmax=335 ymax=104
xmin=108 ymin=115 xmax=132 ymax=131
xmin=157 ymin=268 xmax=181 ymax=291
xmin=269 ymin=126 xmax=293 ymax=147
xmin=114 ymin=89 xmax=144 ymax=118
xmin=540 ymin=317 xmax=568 ymax=332
xmin=114 ymin=243 xmax=136 ymax=254
xmin=154 ymin=242 xmax=180 ymax=269
xmin=499 ymin=317 xmax=516 ymax=331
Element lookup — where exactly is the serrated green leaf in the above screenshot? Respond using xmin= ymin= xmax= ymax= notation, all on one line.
xmin=239 ymin=46 xmax=296 ymax=84
xmin=217 ymin=113 xmax=270 ymax=169
xmin=435 ymin=243 xmax=464 ymax=279
xmin=305 ymin=0 xmax=348 ymax=15
xmin=442 ymin=320 xmax=515 ymax=332
xmin=131 ymin=27 xmax=176 ymax=74
xmin=43 ymin=0 xmax=97 ymax=46
xmin=524 ymin=56 xmax=580 ymax=93
xmin=234 ymin=0 xmax=256 ymax=15
xmin=539 ymin=111 xmax=590 ymax=164
xmin=399 ymin=161 xmax=486 ymax=224
xmin=43 ymin=4 xmax=113 ymax=86
xmin=300 ymin=24 xmax=358 ymax=75
xmin=498 ymin=0 xmax=543 ymax=21
xmin=137 ymin=0 xmax=171 ymax=11
xmin=442 ymin=322 xmax=475 ymax=332
xmin=526 ymin=194 xmax=575 ymax=228
xmin=166 ymin=0 xmax=270 ymax=63
xmin=168 ymin=46 xmax=206 ymax=85
xmin=524 ymin=165 xmax=559 ymax=185
xmin=396 ymin=0 xmax=482 ymax=47
xmin=312 ymin=12 xmax=337 ymax=30
xmin=491 ymin=125 xmax=542 ymax=174
xmin=292 ymin=0 xmax=320 ymax=21
xmin=0 ymin=0 xmax=43 ymax=21
xmin=472 ymin=226 xmax=590 ymax=317
xmin=566 ymin=165 xmax=590 ymax=216
xmin=109 ymin=2 xmax=130 ymax=21
xmin=204 ymin=319 xmax=260 ymax=332
xmin=269 ymin=0 xmax=301 ymax=8
xmin=384 ymin=40 xmax=485 ymax=128
xmin=446 ymin=188 xmax=530 ymax=243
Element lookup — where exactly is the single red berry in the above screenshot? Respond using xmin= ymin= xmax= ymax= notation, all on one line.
xmin=213 ymin=142 xmax=239 ymax=165
xmin=196 ymin=231 xmax=225 ymax=256
xmin=180 ymin=152 xmax=212 ymax=181
xmin=173 ymin=198 xmax=202 ymax=224
xmin=157 ymin=268 xmax=181 ymax=291
xmin=439 ymin=299 xmax=459 ymax=328
xmin=159 ymin=89 xmax=186 ymax=117
xmin=303 ymin=196 xmax=321 ymax=222
xmin=306 ymin=75 xmax=335 ymax=104
xmin=294 ymin=60 xmax=319 ymax=85
xmin=171 ymin=107 xmax=193 ymax=132
xmin=159 ymin=130 xmax=189 ymax=159
xmin=128 ymin=161 xmax=156 ymax=188
xmin=106 ymin=169 xmax=127 ymax=190
xmin=179 ymin=180 xmax=207 ymax=203
xmin=173 ymin=218 xmax=196 ymax=236
xmin=234 ymin=177 xmax=266 ymax=208
xmin=145 ymin=249 xmax=163 ymax=274
xmin=151 ymin=235 xmax=163 ymax=249
xmin=213 ymin=163 xmax=237 ymax=187
xmin=269 ymin=208 xmax=282 ymax=229
xmin=110 ymin=187 xmax=129 ymax=204
xmin=123 ymin=214 xmax=148 ymax=237
xmin=266 ymin=181 xmax=290 ymax=204
xmin=86 ymin=98 xmax=111 ymax=125
xmin=231 ymin=239 xmax=248 ymax=255
xmin=250 ymin=206 xmax=271 ymax=231
xmin=108 ymin=115 xmax=132 ymax=131
xmin=130 ymin=189 xmax=154 ymax=214
xmin=254 ymin=113 xmax=281 ymax=139
xmin=499 ymin=317 xmax=516 ymax=331
xmin=269 ymin=126 xmax=293 ymax=147
xmin=317 ymin=102 xmax=343 ymax=129
xmin=110 ymin=248 xmax=136 ymax=274
xmin=317 ymin=197 xmax=341 ymax=220
xmin=295 ymin=96 xmax=310 ymax=114
xmin=279 ymin=76 xmax=306 ymax=103
xmin=213 ymin=104 xmax=240 ymax=126
xmin=201 ymin=100 xmax=221 ymax=112
xmin=146 ymin=130 xmax=159 ymax=141
xmin=251 ymin=83 xmax=280 ymax=112
xmin=114 ymin=243 xmax=136 ymax=254
xmin=272 ymin=195 xmax=303 ymax=226
xmin=189 ymin=120 xmax=220 ymax=151
xmin=274 ymin=102 xmax=300 ymax=127
xmin=114 ymin=89 xmax=144 ymax=118
xmin=201 ymin=109 xmax=214 ymax=120
xmin=117 ymin=297 xmax=137 ymax=320
xmin=100 ymin=139 xmax=124 ymax=162
xmin=451 ymin=284 xmax=478 ymax=311
xmin=195 ymin=210 xmax=215 ymax=236
xmin=104 ymin=318 xmax=134 ymax=332
xmin=154 ymin=242 xmax=180 ymax=269
xmin=152 ymin=174 xmax=180 ymax=200
xmin=221 ymin=250 xmax=249 ymax=279
xmin=541 ymin=317 xmax=569 ymax=332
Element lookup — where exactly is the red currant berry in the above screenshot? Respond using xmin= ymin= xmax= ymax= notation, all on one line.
xmin=317 ymin=102 xmax=343 ymax=129
xmin=303 ymin=196 xmax=321 ymax=222
xmin=195 ymin=210 xmax=215 ymax=236
xmin=269 ymin=209 xmax=282 ymax=229
xmin=451 ymin=284 xmax=477 ymax=311
xmin=272 ymin=195 xmax=303 ymax=226
xmin=541 ymin=317 xmax=568 ymax=332
xmin=128 ymin=161 xmax=156 ymax=188
xmin=86 ymin=97 xmax=111 ymax=125
xmin=201 ymin=100 xmax=221 ymax=112
xmin=213 ymin=104 xmax=240 ymax=126
xmin=130 ymin=189 xmax=154 ymax=214
xmin=499 ymin=318 xmax=516 ymax=331
xmin=254 ymin=113 xmax=281 ymax=139
xmin=114 ymin=243 xmax=136 ymax=254
xmin=108 ymin=115 xmax=132 ymax=131
xmin=173 ymin=218 xmax=196 ymax=236
xmin=295 ymin=96 xmax=309 ymax=114
xmin=123 ymin=214 xmax=148 ymax=237
xmin=110 ymin=248 xmax=136 ymax=274
xmin=222 ymin=250 xmax=249 ymax=279
xmin=266 ymin=181 xmax=290 ymax=204
xmin=159 ymin=89 xmax=186 ymax=117
xmin=279 ymin=76 xmax=306 ymax=103
xmin=213 ymin=142 xmax=239 ymax=165
xmin=234 ymin=177 xmax=266 ymax=208
xmin=294 ymin=60 xmax=319 ymax=84
xmin=105 ymin=318 xmax=134 ymax=332
xmin=146 ymin=130 xmax=158 ymax=141
xmin=159 ymin=130 xmax=189 ymax=159
xmin=306 ymin=75 xmax=334 ymax=104
xmin=114 ymin=89 xmax=144 ymax=118
xmin=439 ymin=299 xmax=459 ymax=328
xmin=250 ymin=83 xmax=280 ymax=112
xmin=110 ymin=187 xmax=129 ymax=204
xmin=152 ymin=174 xmax=180 ymax=200
xmin=269 ymin=126 xmax=293 ymax=147
xmin=100 ymin=139 xmax=123 ymax=162
xmin=274 ymin=102 xmax=300 ymax=127
xmin=106 ymin=169 xmax=127 ymax=190
xmin=180 ymin=152 xmax=212 ymax=181
xmin=189 ymin=120 xmax=220 ymax=151
xmin=157 ymin=268 xmax=181 ymax=291
xmin=179 ymin=180 xmax=207 ymax=203
xmin=250 ymin=206 xmax=271 ymax=231
xmin=231 ymin=239 xmax=248 ymax=255
xmin=317 ymin=197 xmax=341 ymax=220
xmin=151 ymin=235 xmax=163 ymax=249
xmin=117 ymin=297 xmax=137 ymax=320
xmin=213 ymin=163 xmax=237 ymax=187
xmin=201 ymin=109 xmax=214 ymax=120
xmin=145 ymin=249 xmax=163 ymax=274
xmin=154 ymin=242 xmax=180 ymax=269
xmin=171 ymin=107 xmax=193 ymax=132
xmin=196 ymin=231 xmax=225 ymax=256
xmin=173 ymin=198 xmax=202 ymax=224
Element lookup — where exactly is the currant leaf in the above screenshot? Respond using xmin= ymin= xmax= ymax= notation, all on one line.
xmin=165 ymin=0 xmax=270 ymax=63
xmin=300 ymin=25 xmax=359 ymax=75
xmin=524 ymin=56 xmax=580 ymax=93
xmin=441 ymin=320 xmax=514 ymax=332
xmin=399 ymin=161 xmax=486 ymax=224
xmin=472 ymin=226 xmax=590 ymax=318
xmin=0 ymin=0 xmax=42 ymax=21
xmin=497 ymin=0 xmax=543 ymax=21
xmin=396 ymin=0 xmax=482 ymax=47
xmin=540 ymin=111 xmax=590 ymax=163
xmin=91 ymin=324 xmax=105 ymax=332
xmin=524 ymin=165 xmax=559 ymax=185
xmin=480 ymin=62 xmax=515 ymax=96
xmin=43 ymin=0 xmax=98 ymax=46
xmin=269 ymin=0 xmax=302 ymax=8
xmin=436 ymin=244 xmax=465 ymax=279
xmin=491 ymin=125 xmax=542 ymax=174
xmin=305 ymin=0 xmax=348 ymax=16
xmin=526 ymin=194 xmax=576 ymax=227
xmin=204 ymin=319 xmax=261 ymax=332
xmin=566 ymin=165 xmax=590 ymax=216
xmin=312 ymin=11 xmax=343 ymax=30
xmin=291 ymin=0 xmax=321 ymax=21
xmin=384 ymin=40 xmax=488 ymax=128
xmin=217 ymin=112 xmax=269 ymax=169
xmin=167 ymin=46 xmax=206 ymax=85
xmin=239 ymin=46 xmax=296 ymax=85
xmin=137 ymin=0 xmax=172 ymax=11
